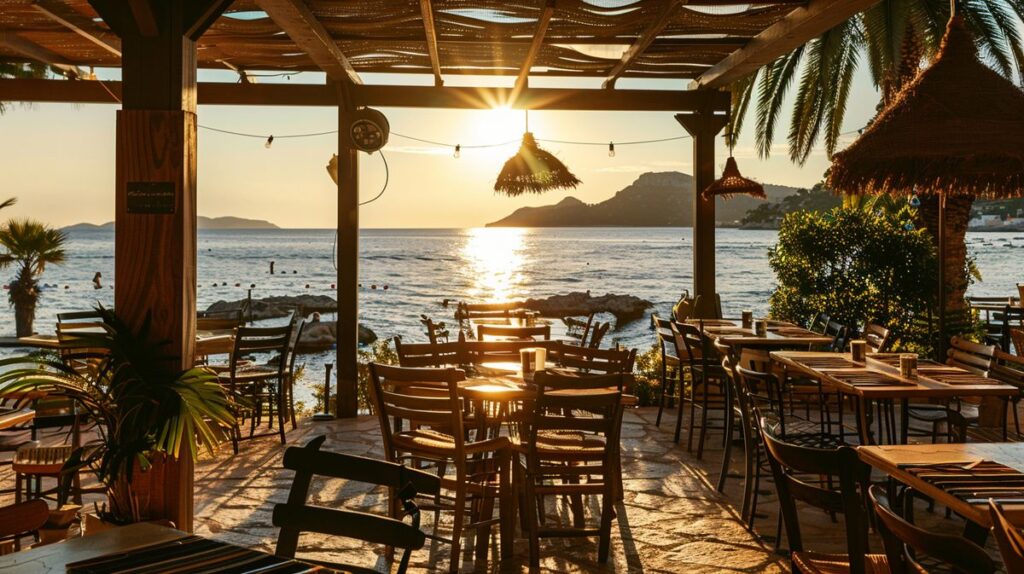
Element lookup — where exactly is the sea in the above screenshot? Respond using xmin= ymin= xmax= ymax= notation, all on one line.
xmin=5 ymin=227 xmax=1023 ymax=406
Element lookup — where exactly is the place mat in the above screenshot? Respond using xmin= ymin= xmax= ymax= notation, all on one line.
xmin=66 ymin=535 xmax=338 ymax=574
xmin=924 ymin=371 xmax=993 ymax=386
xmin=771 ymin=327 xmax=819 ymax=337
xmin=903 ymin=461 xmax=1024 ymax=505
xmin=793 ymin=356 xmax=860 ymax=370
xmin=824 ymin=369 xmax=913 ymax=387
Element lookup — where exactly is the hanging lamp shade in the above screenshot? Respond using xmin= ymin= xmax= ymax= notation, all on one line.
xmin=702 ymin=156 xmax=767 ymax=200
xmin=494 ymin=132 xmax=581 ymax=196
xmin=828 ymin=16 xmax=1024 ymax=199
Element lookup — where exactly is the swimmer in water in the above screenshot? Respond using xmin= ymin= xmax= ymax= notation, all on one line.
xmin=92 ymin=272 xmax=103 ymax=290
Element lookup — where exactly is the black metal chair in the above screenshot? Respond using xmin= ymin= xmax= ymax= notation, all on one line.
xmin=652 ymin=314 xmax=681 ymax=427
xmin=671 ymin=321 xmax=728 ymax=455
xmin=274 ymin=436 xmax=438 ymax=574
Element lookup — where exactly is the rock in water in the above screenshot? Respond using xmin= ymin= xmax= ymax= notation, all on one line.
xmin=206 ymin=294 xmax=338 ymax=321
xmin=518 ymin=292 xmax=652 ymax=326
xmin=296 ymin=321 xmax=377 ymax=350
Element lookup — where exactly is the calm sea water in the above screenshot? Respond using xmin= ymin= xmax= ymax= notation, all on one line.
xmin=4 ymin=227 xmax=1022 ymax=406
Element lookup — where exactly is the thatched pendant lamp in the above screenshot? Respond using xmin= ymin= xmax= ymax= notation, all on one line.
xmin=494 ymin=111 xmax=580 ymax=196
xmin=702 ymin=156 xmax=767 ymax=201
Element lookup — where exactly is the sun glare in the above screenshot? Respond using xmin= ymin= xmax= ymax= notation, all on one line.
xmin=460 ymin=106 xmax=527 ymax=159
xmin=461 ymin=227 xmax=528 ymax=302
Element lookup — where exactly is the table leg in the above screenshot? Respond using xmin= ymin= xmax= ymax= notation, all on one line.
xmin=499 ymin=449 xmax=513 ymax=559
xmin=856 ymin=398 xmax=874 ymax=445
xmin=900 ymin=399 xmax=909 ymax=444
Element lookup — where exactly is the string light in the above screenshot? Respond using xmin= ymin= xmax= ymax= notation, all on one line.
xmin=264 ymin=135 xmax=274 ymax=149
xmin=453 ymin=144 xmax=461 ymax=158
xmin=608 ymin=142 xmax=615 ymax=157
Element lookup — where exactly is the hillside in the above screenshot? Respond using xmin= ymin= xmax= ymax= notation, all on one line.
xmin=64 ymin=216 xmax=279 ymax=231
xmin=485 ymin=172 xmax=803 ymax=227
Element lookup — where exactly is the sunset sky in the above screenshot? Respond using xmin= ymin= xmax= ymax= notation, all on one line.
xmin=0 ymin=68 xmax=881 ymax=229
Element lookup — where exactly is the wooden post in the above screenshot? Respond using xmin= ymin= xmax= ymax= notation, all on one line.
xmin=336 ymin=89 xmax=360 ymax=418
xmin=676 ymin=107 xmax=728 ymax=303
xmin=91 ymin=0 xmax=231 ymax=533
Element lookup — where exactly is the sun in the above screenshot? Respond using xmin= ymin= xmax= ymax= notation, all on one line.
xmin=464 ymin=105 xmax=524 ymax=146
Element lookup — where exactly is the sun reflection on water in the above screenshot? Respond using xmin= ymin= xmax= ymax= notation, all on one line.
xmin=461 ymin=227 xmax=528 ymax=302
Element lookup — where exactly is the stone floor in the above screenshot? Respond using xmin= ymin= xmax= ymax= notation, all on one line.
xmin=192 ymin=408 xmax=791 ymax=573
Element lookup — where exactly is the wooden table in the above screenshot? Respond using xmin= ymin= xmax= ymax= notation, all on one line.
xmin=10 ymin=330 xmax=235 ymax=359
xmin=0 ymin=523 xmax=185 ymax=574
xmin=692 ymin=320 xmax=834 ymax=349
xmin=773 ymin=352 xmax=1018 ymax=444
xmin=859 ymin=442 xmax=1024 ymax=540
xmin=0 ymin=407 xmax=34 ymax=430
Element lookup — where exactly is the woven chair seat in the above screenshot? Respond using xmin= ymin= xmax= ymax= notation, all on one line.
xmin=13 ymin=444 xmax=73 ymax=475
xmin=792 ymin=551 xmax=889 ymax=574
xmin=393 ymin=428 xmax=508 ymax=456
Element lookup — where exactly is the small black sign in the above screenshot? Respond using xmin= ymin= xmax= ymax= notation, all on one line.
xmin=126 ymin=181 xmax=175 ymax=214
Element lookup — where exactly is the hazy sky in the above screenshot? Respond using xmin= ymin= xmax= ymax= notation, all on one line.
xmin=0 ymin=68 xmax=882 ymax=229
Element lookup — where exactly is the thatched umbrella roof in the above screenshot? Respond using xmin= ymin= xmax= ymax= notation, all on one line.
xmin=828 ymin=16 xmax=1024 ymax=199
xmin=702 ymin=157 xmax=767 ymax=201
xmin=494 ymin=132 xmax=581 ymax=197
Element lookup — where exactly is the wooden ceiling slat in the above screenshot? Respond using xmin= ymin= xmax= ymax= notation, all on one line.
xmin=32 ymin=0 xmax=120 ymax=56
xmin=0 ymin=30 xmax=84 ymax=77
xmin=254 ymin=0 xmax=362 ymax=84
xmin=512 ymin=0 xmax=555 ymax=96
xmin=419 ymin=0 xmax=443 ymax=86
xmin=602 ymin=0 xmax=685 ymax=89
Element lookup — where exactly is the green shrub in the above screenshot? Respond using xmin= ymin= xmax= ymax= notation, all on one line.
xmin=768 ymin=205 xmax=939 ymax=351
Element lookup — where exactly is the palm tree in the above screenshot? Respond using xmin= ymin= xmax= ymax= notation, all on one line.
xmin=731 ymin=0 xmax=1024 ymax=325
xmin=0 ymin=219 xmax=67 ymax=336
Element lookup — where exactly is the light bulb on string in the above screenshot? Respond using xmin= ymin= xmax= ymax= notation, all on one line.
xmin=265 ymin=135 xmax=274 ymax=149
xmin=453 ymin=144 xmax=461 ymax=159
xmin=608 ymin=142 xmax=615 ymax=157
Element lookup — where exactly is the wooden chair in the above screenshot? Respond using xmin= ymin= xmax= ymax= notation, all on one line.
xmin=196 ymin=316 xmax=240 ymax=331
xmin=908 ymin=336 xmax=995 ymax=442
xmin=218 ymin=323 xmax=295 ymax=453
xmin=1012 ymin=327 xmax=1024 ymax=357
xmin=587 ymin=321 xmax=611 ymax=349
xmin=394 ymin=337 xmax=466 ymax=368
xmin=282 ymin=319 xmax=307 ymax=430
xmin=823 ymin=319 xmax=849 ymax=352
xmin=519 ymin=370 xmax=626 ymax=569
xmin=869 ymin=485 xmax=994 ymax=573
xmin=989 ymin=499 xmax=1024 ymax=573
xmin=463 ymin=339 xmax=556 ymax=366
xmin=651 ymin=315 xmax=682 ymax=427
xmin=809 ymin=312 xmax=830 ymax=334
xmin=0 ymin=499 xmax=48 ymax=553
xmin=367 ymin=364 xmax=512 ymax=574
xmin=476 ymin=323 xmax=550 ymax=342
xmin=862 ymin=322 xmax=892 ymax=353
xmin=549 ymin=341 xmax=635 ymax=375
xmin=274 ymin=435 xmax=438 ymax=574
xmin=760 ymin=415 xmax=881 ymax=574
xmin=671 ymin=321 xmax=728 ymax=455
xmin=990 ymin=348 xmax=1024 ymax=437
xmin=562 ymin=313 xmax=595 ymax=347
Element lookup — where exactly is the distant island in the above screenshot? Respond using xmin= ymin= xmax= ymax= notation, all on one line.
xmin=63 ymin=216 xmax=280 ymax=231
xmin=486 ymin=171 xmax=1020 ymax=230
xmin=486 ymin=172 xmax=804 ymax=228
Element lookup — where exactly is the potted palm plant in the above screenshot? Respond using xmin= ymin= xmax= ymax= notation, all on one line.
xmin=0 ymin=218 xmax=67 ymax=337
xmin=0 ymin=306 xmax=237 ymax=525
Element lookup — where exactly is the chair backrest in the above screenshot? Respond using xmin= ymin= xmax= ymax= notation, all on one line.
xmin=946 ymin=336 xmax=996 ymax=375
xmin=868 ymin=485 xmax=994 ymax=574
xmin=565 ymin=314 xmax=596 ymax=347
xmin=454 ymin=301 xmax=526 ymax=323
xmin=991 ymin=348 xmax=1024 ymax=390
xmin=671 ymin=321 xmax=710 ymax=372
xmin=462 ymin=339 xmax=555 ymax=365
xmin=285 ymin=319 xmax=307 ymax=378
xmin=366 ymin=363 xmax=466 ymax=457
xmin=549 ymin=341 xmax=635 ymax=374
xmin=652 ymin=314 xmax=673 ymax=353
xmin=1013 ymin=328 xmax=1024 ymax=357
xmin=196 ymin=316 xmax=240 ymax=331
xmin=229 ymin=324 xmax=294 ymax=380
xmin=989 ymin=499 xmax=1024 ymax=573
xmin=274 ymin=436 xmax=438 ymax=574
xmin=476 ymin=323 xmax=550 ymax=341
xmin=394 ymin=337 xmax=465 ymax=368
xmin=862 ymin=322 xmax=892 ymax=353
xmin=587 ymin=321 xmax=611 ymax=349
xmin=527 ymin=370 xmax=625 ymax=473
xmin=759 ymin=414 xmax=870 ymax=573
xmin=823 ymin=320 xmax=849 ymax=352
xmin=0 ymin=499 xmax=48 ymax=550
xmin=691 ymin=294 xmax=722 ymax=320
xmin=809 ymin=312 xmax=830 ymax=334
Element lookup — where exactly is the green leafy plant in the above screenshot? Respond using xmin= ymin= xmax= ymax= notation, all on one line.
xmin=768 ymin=204 xmax=941 ymax=351
xmin=0 ymin=218 xmax=67 ymax=337
xmin=0 ymin=307 xmax=236 ymax=523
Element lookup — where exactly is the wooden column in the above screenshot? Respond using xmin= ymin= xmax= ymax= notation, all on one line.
xmin=676 ymin=108 xmax=728 ymax=303
xmin=336 ymin=94 xmax=360 ymax=418
xmin=91 ymin=0 xmax=229 ymax=532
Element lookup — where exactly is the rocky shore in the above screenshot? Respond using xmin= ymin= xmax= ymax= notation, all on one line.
xmin=203 ymin=295 xmax=377 ymax=348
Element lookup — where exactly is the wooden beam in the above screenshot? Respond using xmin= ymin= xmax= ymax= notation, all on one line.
xmin=692 ymin=0 xmax=882 ymax=89
xmin=128 ymin=0 xmax=160 ymax=37
xmin=511 ymin=0 xmax=555 ymax=101
xmin=602 ymin=0 xmax=684 ymax=89
xmin=185 ymin=0 xmax=236 ymax=40
xmin=33 ymin=0 xmax=121 ymax=57
xmin=0 ymin=31 xmax=83 ymax=78
xmin=254 ymin=0 xmax=362 ymax=84
xmin=418 ymin=0 xmax=442 ymax=86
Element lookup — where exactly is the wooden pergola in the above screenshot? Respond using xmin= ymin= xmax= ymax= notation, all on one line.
xmin=0 ymin=0 xmax=876 ymax=529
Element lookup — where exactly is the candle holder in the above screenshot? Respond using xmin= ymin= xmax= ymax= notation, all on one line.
xmin=741 ymin=310 xmax=753 ymax=329
xmin=755 ymin=319 xmax=768 ymax=336
xmin=900 ymin=354 xmax=918 ymax=378
xmin=535 ymin=347 xmax=547 ymax=371
xmin=520 ymin=348 xmax=536 ymax=378
xmin=850 ymin=340 xmax=867 ymax=363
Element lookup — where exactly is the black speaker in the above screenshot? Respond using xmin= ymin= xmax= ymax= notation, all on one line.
xmin=348 ymin=107 xmax=389 ymax=152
